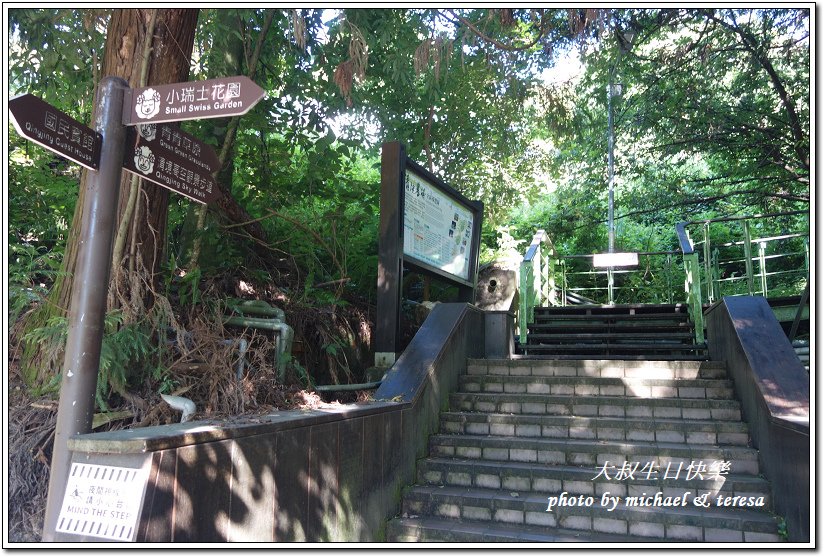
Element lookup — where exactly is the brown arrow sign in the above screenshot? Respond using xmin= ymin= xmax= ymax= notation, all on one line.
xmin=128 ymin=122 xmax=220 ymax=174
xmin=122 ymin=124 xmax=220 ymax=205
xmin=9 ymin=93 xmax=102 ymax=170
xmin=123 ymin=76 xmax=265 ymax=125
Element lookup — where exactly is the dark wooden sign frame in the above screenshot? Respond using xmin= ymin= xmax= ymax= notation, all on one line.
xmin=375 ymin=141 xmax=484 ymax=366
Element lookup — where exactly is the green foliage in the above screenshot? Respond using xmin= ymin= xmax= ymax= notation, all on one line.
xmin=776 ymin=516 xmax=788 ymax=541
xmin=176 ymin=265 xmax=203 ymax=306
xmin=8 ymin=242 xmax=62 ymax=324
xmin=18 ymin=316 xmax=67 ymax=393
xmin=9 ymin=8 xmax=106 ymax=112
xmin=19 ymin=310 xmax=155 ymax=409
xmin=288 ymin=357 xmax=314 ymax=390
xmin=6 ymin=8 xmax=811 ymax=402
xmin=96 ymin=312 xmax=154 ymax=410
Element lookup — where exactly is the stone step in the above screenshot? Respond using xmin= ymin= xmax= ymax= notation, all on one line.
xmin=533 ymin=303 xmax=690 ymax=316
xmin=450 ymin=392 xmax=742 ymax=422
xmin=387 ymin=515 xmax=659 ymax=543
xmin=429 ymin=434 xmax=760 ymax=474
xmin=468 ymin=359 xmax=728 ymax=380
xmin=527 ymin=332 xmax=696 ymax=342
xmin=529 ymin=322 xmax=693 ymax=333
xmin=458 ymin=375 xmax=735 ymax=400
xmin=416 ymin=458 xmax=772 ymax=509
xmin=397 ymin=485 xmax=780 ymax=542
xmin=532 ymin=312 xmax=689 ymax=321
xmin=520 ymin=343 xmax=707 ymax=358
xmin=440 ymin=412 xmax=750 ymax=445
xmin=514 ymin=353 xmax=710 ymax=361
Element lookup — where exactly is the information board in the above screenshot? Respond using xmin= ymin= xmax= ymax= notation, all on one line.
xmin=56 ymin=463 xmax=149 ymax=542
xmin=375 ymin=141 xmax=482 ymax=365
xmin=403 ymin=169 xmax=475 ymax=282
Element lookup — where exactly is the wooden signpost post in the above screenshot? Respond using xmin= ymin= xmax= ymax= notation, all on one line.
xmin=9 ymin=75 xmax=265 ymax=542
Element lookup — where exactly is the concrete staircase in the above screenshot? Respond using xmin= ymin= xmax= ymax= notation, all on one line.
xmin=519 ymin=303 xmax=707 ymax=360
xmin=386 ymin=357 xmax=782 ymax=543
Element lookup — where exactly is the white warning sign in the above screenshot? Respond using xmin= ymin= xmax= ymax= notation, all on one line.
xmin=56 ymin=463 xmax=149 ymax=542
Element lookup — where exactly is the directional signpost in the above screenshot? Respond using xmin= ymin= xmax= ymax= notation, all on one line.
xmin=9 ymin=94 xmax=103 ymax=170
xmin=123 ymin=75 xmax=265 ymax=125
xmin=122 ymin=123 xmax=220 ymax=204
xmin=13 ymin=74 xmax=266 ymax=542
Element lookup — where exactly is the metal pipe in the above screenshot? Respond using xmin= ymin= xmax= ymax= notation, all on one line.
xmin=160 ymin=394 xmax=196 ymax=422
xmin=43 ymin=76 xmax=129 ymax=540
xmin=230 ymin=299 xmax=286 ymax=321
xmin=224 ymin=316 xmax=293 ymax=381
xmin=218 ymin=338 xmax=248 ymax=380
xmin=236 ymin=338 xmax=248 ymax=380
xmin=607 ymin=79 xmax=616 ymax=254
xmin=743 ymin=220 xmax=755 ymax=295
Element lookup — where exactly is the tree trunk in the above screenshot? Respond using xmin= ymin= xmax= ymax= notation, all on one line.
xmin=112 ymin=9 xmax=199 ymax=280
xmin=24 ymin=9 xmax=198 ymax=384
xmin=60 ymin=9 xmax=197 ymax=306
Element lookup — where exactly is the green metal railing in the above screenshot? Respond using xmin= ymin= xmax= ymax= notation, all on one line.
xmin=518 ymin=230 xmax=557 ymax=344
xmin=683 ymin=211 xmax=809 ymax=304
xmin=558 ymin=251 xmax=685 ymax=306
xmin=675 ymin=222 xmax=705 ymax=344
xmin=516 ymin=211 xmax=808 ymax=347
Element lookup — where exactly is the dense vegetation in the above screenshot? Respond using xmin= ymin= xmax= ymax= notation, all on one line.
xmin=7 ymin=8 xmax=810 ymax=408
xmin=5 ymin=8 xmax=811 ymax=541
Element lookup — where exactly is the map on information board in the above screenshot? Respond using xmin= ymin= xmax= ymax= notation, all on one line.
xmin=403 ymin=170 xmax=474 ymax=281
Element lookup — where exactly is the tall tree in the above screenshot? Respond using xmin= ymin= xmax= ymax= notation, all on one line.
xmin=18 ymin=8 xmax=199 ymax=386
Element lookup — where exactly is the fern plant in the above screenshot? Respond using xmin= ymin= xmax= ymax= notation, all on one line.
xmin=20 ymin=310 xmax=155 ymax=410
xmin=97 ymin=311 xmax=154 ymax=411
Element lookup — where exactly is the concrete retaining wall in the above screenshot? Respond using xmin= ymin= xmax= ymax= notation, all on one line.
xmin=705 ymin=296 xmax=810 ymax=542
xmin=51 ymin=303 xmax=486 ymax=542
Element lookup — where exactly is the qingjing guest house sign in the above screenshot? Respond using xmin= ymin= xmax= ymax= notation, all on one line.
xmin=9 ymin=93 xmax=102 ymax=170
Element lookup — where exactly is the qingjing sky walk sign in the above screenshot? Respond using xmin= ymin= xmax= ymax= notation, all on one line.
xmin=8 ymin=75 xmax=265 ymax=541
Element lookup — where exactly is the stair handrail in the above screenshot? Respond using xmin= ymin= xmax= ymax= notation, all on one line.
xmin=676 ymin=222 xmax=706 ymax=344
xmin=681 ymin=210 xmax=808 ymax=303
xmin=518 ymin=230 xmax=557 ymax=345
